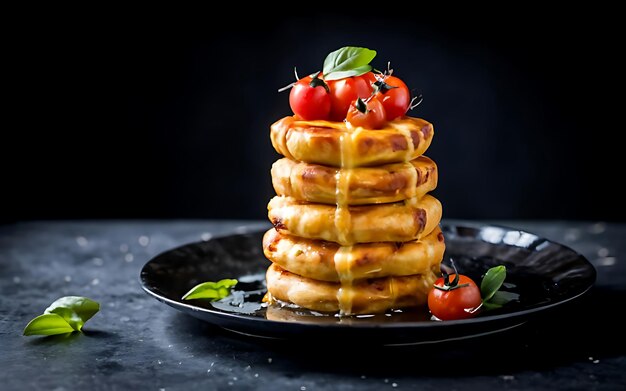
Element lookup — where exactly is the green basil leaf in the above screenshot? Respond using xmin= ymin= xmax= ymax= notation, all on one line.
xmin=481 ymin=301 xmax=503 ymax=311
xmin=44 ymin=296 xmax=100 ymax=331
xmin=488 ymin=290 xmax=520 ymax=305
xmin=323 ymin=47 xmax=376 ymax=81
xmin=482 ymin=291 xmax=520 ymax=311
xmin=23 ymin=313 xmax=75 ymax=336
xmin=182 ymin=279 xmax=238 ymax=301
xmin=324 ymin=65 xmax=373 ymax=81
xmin=480 ymin=265 xmax=507 ymax=301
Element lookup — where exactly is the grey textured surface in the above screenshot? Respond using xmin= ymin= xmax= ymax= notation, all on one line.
xmin=1 ymin=220 xmax=624 ymax=390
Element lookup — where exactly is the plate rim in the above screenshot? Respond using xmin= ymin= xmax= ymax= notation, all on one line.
xmin=139 ymin=222 xmax=596 ymax=330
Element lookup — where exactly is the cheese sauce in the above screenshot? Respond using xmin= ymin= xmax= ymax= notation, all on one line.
xmin=335 ymin=126 xmax=355 ymax=315
xmin=292 ymin=119 xmax=422 ymax=315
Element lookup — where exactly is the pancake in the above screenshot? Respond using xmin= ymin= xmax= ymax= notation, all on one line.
xmin=265 ymin=263 xmax=437 ymax=314
xmin=271 ymin=156 xmax=438 ymax=205
xmin=270 ymin=116 xmax=434 ymax=167
xmin=268 ymin=194 xmax=442 ymax=245
xmin=263 ymin=226 xmax=444 ymax=282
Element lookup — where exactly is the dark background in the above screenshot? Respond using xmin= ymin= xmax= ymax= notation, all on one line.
xmin=6 ymin=11 xmax=623 ymax=223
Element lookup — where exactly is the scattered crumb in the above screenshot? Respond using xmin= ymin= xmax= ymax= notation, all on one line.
xmin=597 ymin=257 xmax=616 ymax=266
xmin=589 ymin=222 xmax=606 ymax=234
xmin=138 ymin=235 xmax=150 ymax=246
xmin=76 ymin=236 xmax=88 ymax=247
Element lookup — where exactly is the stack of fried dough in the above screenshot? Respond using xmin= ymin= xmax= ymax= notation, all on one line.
xmin=263 ymin=115 xmax=444 ymax=315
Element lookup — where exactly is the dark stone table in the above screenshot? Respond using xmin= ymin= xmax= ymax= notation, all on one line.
xmin=1 ymin=220 xmax=624 ymax=390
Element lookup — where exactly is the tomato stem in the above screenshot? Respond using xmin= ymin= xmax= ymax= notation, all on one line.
xmin=372 ymin=79 xmax=398 ymax=95
xmin=309 ymin=71 xmax=330 ymax=93
xmin=355 ymin=98 xmax=368 ymax=113
xmin=437 ymin=259 xmax=469 ymax=291
xmin=434 ymin=282 xmax=470 ymax=291
xmin=409 ymin=94 xmax=423 ymax=110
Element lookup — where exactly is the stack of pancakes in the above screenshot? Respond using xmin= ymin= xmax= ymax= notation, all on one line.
xmin=263 ymin=115 xmax=444 ymax=315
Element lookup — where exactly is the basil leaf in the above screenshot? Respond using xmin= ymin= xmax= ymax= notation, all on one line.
xmin=481 ymin=301 xmax=503 ymax=311
xmin=482 ymin=291 xmax=520 ymax=311
xmin=44 ymin=296 xmax=100 ymax=331
xmin=323 ymin=47 xmax=376 ymax=81
xmin=480 ymin=265 xmax=507 ymax=301
xmin=324 ymin=65 xmax=374 ymax=81
xmin=23 ymin=313 xmax=75 ymax=336
xmin=489 ymin=290 xmax=520 ymax=305
xmin=182 ymin=279 xmax=238 ymax=301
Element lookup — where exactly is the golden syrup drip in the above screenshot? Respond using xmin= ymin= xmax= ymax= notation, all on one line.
xmin=389 ymin=120 xmax=416 ymax=162
xmin=334 ymin=245 xmax=354 ymax=315
xmin=388 ymin=276 xmax=398 ymax=308
xmin=334 ymin=126 xmax=358 ymax=315
xmin=404 ymin=195 xmax=419 ymax=208
xmin=293 ymin=119 xmax=348 ymax=130
xmin=406 ymin=161 xmax=419 ymax=200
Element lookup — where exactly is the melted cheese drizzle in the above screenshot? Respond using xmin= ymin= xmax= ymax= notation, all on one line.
xmin=293 ymin=118 xmax=418 ymax=315
xmin=391 ymin=122 xmax=418 ymax=209
xmin=334 ymin=126 xmax=356 ymax=315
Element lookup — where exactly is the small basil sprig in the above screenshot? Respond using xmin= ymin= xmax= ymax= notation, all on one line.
xmin=323 ymin=46 xmax=377 ymax=81
xmin=23 ymin=296 xmax=100 ymax=336
xmin=182 ymin=279 xmax=238 ymax=301
xmin=480 ymin=266 xmax=519 ymax=310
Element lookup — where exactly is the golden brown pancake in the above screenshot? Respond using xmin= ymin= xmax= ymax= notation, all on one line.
xmin=263 ymin=226 xmax=444 ymax=282
xmin=267 ymin=194 xmax=442 ymax=245
xmin=270 ymin=116 xmax=434 ymax=167
xmin=265 ymin=263 xmax=437 ymax=314
xmin=271 ymin=156 xmax=438 ymax=205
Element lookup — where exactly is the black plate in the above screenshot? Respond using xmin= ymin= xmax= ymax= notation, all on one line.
xmin=140 ymin=223 xmax=595 ymax=345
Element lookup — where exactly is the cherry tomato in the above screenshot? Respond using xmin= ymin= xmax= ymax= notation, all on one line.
xmin=346 ymin=97 xmax=387 ymax=129
xmin=326 ymin=73 xmax=375 ymax=121
xmin=289 ymin=73 xmax=331 ymax=121
xmin=428 ymin=273 xmax=482 ymax=320
xmin=374 ymin=75 xmax=411 ymax=121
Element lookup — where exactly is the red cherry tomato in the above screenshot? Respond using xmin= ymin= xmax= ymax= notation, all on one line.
xmin=428 ymin=274 xmax=482 ymax=320
xmin=289 ymin=73 xmax=331 ymax=121
xmin=374 ymin=75 xmax=411 ymax=121
xmin=346 ymin=97 xmax=387 ymax=129
xmin=326 ymin=73 xmax=375 ymax=121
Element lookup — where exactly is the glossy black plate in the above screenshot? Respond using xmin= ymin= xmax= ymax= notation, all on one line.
xmin=140 ymin=223 xmax=595 ymax=345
